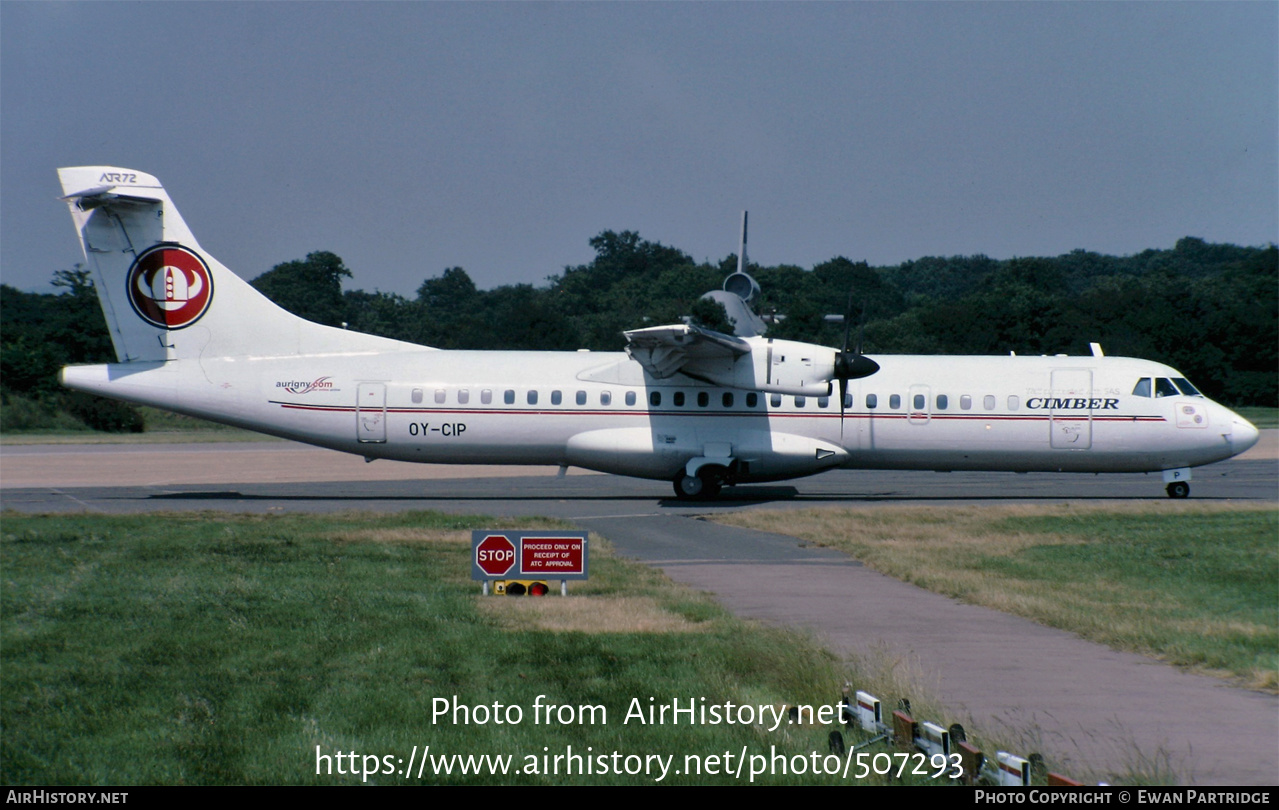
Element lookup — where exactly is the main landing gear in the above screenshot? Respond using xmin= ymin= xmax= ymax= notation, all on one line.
xmin=1165 ymin=481 xmax=1190 ymax=499
xmin=673 ymin=469 xmax=724 ymax=500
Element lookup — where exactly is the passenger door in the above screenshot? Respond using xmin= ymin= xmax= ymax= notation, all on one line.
xmin=1049 ymin=369 xmax=1092 ymax=449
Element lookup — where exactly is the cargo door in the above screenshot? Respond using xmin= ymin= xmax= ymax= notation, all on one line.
xmin=357 ymin=382 xmax=387 ymax=443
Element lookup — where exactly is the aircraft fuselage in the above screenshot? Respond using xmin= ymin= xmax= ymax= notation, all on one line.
xmin=62 ymin=348 xmax=1255 ymax=485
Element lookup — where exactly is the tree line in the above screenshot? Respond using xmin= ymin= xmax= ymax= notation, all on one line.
xmin=2 ymin=234 xmax=1274 ymax=431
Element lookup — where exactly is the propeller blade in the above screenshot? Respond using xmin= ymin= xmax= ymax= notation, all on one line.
xmin=833 ymin=284 xmax=879 ymax=443
xmin=839 ymin=377 xmax=848 ymax=439
xmin=841 ymin=289 xmax=855 ymax=355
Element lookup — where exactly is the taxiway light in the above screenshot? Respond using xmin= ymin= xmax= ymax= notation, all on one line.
xmin=493 ymin=580 xmax=550 ymax=597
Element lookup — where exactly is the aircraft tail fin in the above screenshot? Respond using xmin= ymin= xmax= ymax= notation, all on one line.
xmin=57 ymin=166 xmax=413 ymax=364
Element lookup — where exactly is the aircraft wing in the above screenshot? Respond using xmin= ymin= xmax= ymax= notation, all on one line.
xmin=623 ymin=323 xmax=750 ymax=379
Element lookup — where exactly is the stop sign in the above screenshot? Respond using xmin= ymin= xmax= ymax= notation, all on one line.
xmin=475 ymin=534 xmax=516 ymax=576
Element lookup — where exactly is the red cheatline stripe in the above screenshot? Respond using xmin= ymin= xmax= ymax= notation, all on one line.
xmin=271 ymin=401 xmax=1166 ymax=423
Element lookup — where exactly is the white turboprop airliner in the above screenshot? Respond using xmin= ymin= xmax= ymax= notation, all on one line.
xmin=56 ymin=167 xmax=1260 ymax=499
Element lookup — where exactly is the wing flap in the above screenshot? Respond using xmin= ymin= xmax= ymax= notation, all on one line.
xmin=624 ymin=324 xmax=750 ymax=379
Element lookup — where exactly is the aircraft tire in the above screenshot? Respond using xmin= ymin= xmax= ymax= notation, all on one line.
xmin=698 ymin=467 xmax=725 ymax=499
xmin=1165 ymin=481 xmax=1190 ymax=499
xmin=674 ymin=474 xmax=705 ymax=499
xmin=673 ymin=469 xmax=725 ymax=500
xmin=699 ymin=476 xmax=722 ymax=499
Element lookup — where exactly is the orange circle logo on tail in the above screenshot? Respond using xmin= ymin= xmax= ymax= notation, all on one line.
xmin=126 ymin=245 xmax=213 ymax=329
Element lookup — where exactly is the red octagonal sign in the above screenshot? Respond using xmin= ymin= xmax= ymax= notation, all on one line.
xmin=475 ymin=534 xmax=516 ymax=577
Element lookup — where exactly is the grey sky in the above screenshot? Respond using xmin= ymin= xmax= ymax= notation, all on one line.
xmin=3 ymin=2 xmax=1275 ymax=298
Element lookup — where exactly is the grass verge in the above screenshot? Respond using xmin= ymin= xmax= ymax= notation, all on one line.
xmin=2 ymin=510 xmax=889 ymax=785
xmin=715 ymin=503 xmax=1278 ymax=691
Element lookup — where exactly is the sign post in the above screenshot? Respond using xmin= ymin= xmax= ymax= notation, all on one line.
xmin=471 ymin=531 xmax=589 ymax=596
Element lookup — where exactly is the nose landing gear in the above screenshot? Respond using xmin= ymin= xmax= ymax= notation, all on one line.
xmin=1165 ymin=481 xmax=1190 ymax=499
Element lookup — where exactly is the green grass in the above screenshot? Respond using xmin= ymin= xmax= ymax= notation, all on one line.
xmin=716 ymin=503 xmax=1279 ymax=690
xmin=2 ymin=511 xmax=881 ymax=785
xmin=987 ymin=509 xmax=1278 ymax=683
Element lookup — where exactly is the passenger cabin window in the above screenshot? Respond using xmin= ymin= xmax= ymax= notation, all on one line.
xmin=650 ymin=391 xmax=661 ymax=406
xmin=411 ymin=388 xmax=423 ymax=404
xmin=600 ymin=391 xmax=612 ymax=406
xmin=843 ymin=393 xmax=853 ymax=409
xmin=747 ymin=393 xmax=758 ymax=408
xmin=817 ymin=396 xmax=829 ymax=408
xmin=889 ymin=394 xmax=901 ymax=409
xmin=527 ymin=390 xmax=538 ymax=405
xmin=481 ymin=389 xmax=493 ymax=405
xmin=770 ymin=394 xmax=782 ymax=408
xmin=551 ymin=390 xmax=562 ymax=405
xmin=626 ymin=391 xmax=637 ymax=406
xmin=936 ymin=394 xmax=948 ymax=410
xmin=794 ymin=396 xmax=806 ymax=408
xmin=458 ymin=389 xmax=469 ymax=404
xmin=723 ymin=393 xmax=734 ymax=407
xmin=866 ymin=394 xmax=878 ymax=409
xmin=576 ymin=390 xmax=587 ymax=405
xmin=913 ymin=394 xmax=926 ymax=410
xmin=1007 ymin=395 xmax=1019 ymax=410
xmin=435 ymin=389 xmax=446 ymax=404
xmin=503 ymin=389 xmax=515 ymax=405
xmin=673 ymin=391 xmax=685 ymax=407
xmin=698 ymin=392 xmax=709 ymax=407
xmin=1132 ymin=378 xmax=1151 ymax=398
xmin=983 ymin=395 xmax=996 ymax=410
xmin=960 ymin=395 xmax=972 ymax=410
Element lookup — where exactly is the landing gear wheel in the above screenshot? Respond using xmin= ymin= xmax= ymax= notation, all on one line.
xmin=698 ymin=470 xmax=723 ymax=499
xmin=674 ymin=474 xmax=704 ymax=500
xmin=673 ymin=469 xmax=724 ymax=500
xmin=1166 ymin=481 xmax=1190 ymax=499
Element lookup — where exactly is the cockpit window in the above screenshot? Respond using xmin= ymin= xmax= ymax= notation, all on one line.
xmin=1172 ymin=378 xmax=1202 ymax=397
xmin=1132 ymin=378 xmax=1151 ymax=398
xmin=1154 ymin=378 xmax=1179 ymax=397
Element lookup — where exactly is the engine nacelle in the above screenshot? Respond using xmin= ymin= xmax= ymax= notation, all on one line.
xmin=733 ymin=431 xmax=849 ymax=479
xmin=684 ymin=337 xmax=835 ymax=397
xmin=564 ymin=427 xmax=848 ymax=482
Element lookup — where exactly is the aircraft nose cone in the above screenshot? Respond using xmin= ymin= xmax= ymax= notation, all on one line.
xmin=1231 ymin=417 xmax=1260 ymax=456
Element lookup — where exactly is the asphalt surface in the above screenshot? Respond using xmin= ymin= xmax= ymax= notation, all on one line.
xmin=2 ymin=441 xmax=1276 ymax=785
xmin=2 ymin=441 xmax=1273 ymax=516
